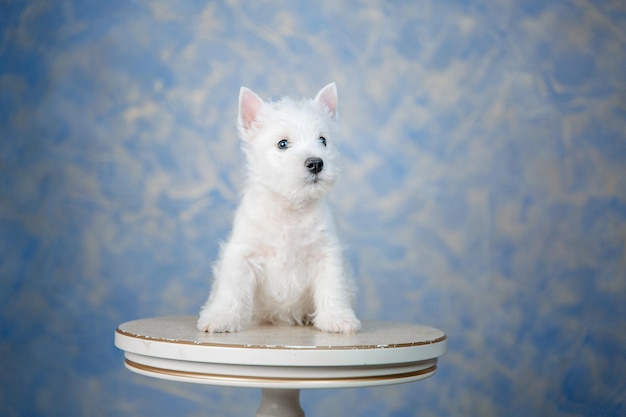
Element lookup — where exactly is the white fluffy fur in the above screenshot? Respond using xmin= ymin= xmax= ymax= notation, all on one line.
xmin=197 ymin=83 xmax=360 ymax=334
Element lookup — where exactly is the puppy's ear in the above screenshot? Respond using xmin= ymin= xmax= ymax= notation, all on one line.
xmin=314 ymin=82 xmax=338 ymax=120
xmin=238 ymin=87 xmax=264 ymax=138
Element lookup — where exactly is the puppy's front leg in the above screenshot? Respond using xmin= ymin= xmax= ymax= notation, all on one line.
xmin=311 ymin=251 xmax=361 ymax=334
xmin=197 ymin=243 xmax=255 ymax=333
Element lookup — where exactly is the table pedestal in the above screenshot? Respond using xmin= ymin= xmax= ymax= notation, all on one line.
xmin=257 ymin=389 xmax=304 ymax=417
xmin=115 ymin=317 xmax=446 ymax=416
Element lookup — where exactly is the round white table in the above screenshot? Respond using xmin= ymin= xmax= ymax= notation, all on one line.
xmin=115 ymin=316 xmax=447 ymax=417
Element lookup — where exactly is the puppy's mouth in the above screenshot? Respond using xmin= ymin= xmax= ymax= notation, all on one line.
xmin=305 ymin=173 xmax=326 ymax=185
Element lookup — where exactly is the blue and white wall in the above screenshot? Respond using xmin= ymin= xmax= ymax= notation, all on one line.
xmin=1 ymin=1 xmax=625 ymax=416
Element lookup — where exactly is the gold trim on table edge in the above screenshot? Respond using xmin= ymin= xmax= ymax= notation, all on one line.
xmin=124 ymin=359 xmax=437 ymax=384
xmin=115 ymin=328 xmax=447 ymax=350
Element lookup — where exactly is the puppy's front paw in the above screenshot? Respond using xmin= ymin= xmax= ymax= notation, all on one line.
xmin=197 ymin=310 xmax=242 ymax=333
xmin=313 ymin=310 xmax=361 ymax=334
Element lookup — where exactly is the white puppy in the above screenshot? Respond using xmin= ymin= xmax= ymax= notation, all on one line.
xmin=197 ymin=83 xmax=360 ymax=334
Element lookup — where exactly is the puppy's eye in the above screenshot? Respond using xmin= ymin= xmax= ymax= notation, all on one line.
xmin=319 ymin=136 xmax=327 ymax=146
xmin=277 ymin=139 xmax=289 ymax=150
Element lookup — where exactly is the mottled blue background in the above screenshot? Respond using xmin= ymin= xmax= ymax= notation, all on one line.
xmin=1 ymin=1 xmax=625 ymax=416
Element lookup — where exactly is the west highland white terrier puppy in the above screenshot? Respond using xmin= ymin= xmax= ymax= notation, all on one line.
xmin=197 ymin=83 xmax=360 ymax=334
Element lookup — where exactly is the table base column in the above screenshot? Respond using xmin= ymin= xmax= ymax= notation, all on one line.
xmin=256 ymin=389 xmax=305 ymax=417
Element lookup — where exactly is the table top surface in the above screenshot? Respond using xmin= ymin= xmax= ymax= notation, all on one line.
xmin=115 ymin=316 xmax=447 ymax=367
xmin=114 ymin=316 xmax=447 ymax=388
xmin=116 ymin=316 xmax=446 ymax=350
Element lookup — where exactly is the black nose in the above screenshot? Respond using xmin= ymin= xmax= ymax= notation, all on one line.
xmin=305 ymin=157 xmax=324 ymax=174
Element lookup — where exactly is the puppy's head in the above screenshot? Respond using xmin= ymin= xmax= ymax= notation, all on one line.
xmin=237 ymin=83 xmax=340 ymax=206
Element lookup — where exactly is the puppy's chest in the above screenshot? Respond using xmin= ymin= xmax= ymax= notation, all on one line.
xmin=256 ymin=223 xmax=326 ymax=268
xmin=236 ymin=200 xmax=335 ymax=274
xmin=251 ymin=227 xmax=322 ymax=304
